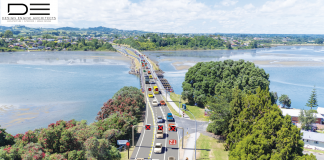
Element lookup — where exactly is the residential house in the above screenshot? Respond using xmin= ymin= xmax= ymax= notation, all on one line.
xmin=47 ymin=39 xmax=55 ymax=41
xmin=28 ymin=47 xmax=38 ymax=50
xmin=302 ymin=130 xmax=324 ymax=151
xmin=38 ymin=46 xmax=44 ymax=49
xmin=71 ymin=42 xmax=77 ymax=45
xmin=64 ymin=39 xmax=71 ymax=42
xmin=13 ymin=43 xmax=20 ymax=46
xmin=8 ymin=45 xmax=14 ymax=48
xmin=57 ymin=40 xmax=63 ymax=43
xmin=281 ymin=108 xmax=324 ymax=124
xmin=46 ymin=47 xmax=51 ymax=50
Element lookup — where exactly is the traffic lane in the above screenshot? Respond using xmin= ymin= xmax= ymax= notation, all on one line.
xmin=131 ymin=99 xmax=154 ymax=159
xmin=151 ymin=96 xmax=167 ymax=160
xmin=131 ymin=83 xmax=155 ymax=159
xmin=162 ymin=104 xmax=179 ymax=160
xmin=153 ymin=93 xmax=179 ymax=159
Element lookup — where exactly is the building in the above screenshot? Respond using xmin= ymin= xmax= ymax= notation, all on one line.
xmin=302 ymin=130 xmax=324 ymax=151
xmin=281 ymin=108 xmax=324 ymax=124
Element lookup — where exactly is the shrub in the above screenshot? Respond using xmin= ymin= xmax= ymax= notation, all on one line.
xmin=84 ymin=137 xmax=120 ymax=160
xmin=0 ymin=126 xmax=14 ymax=147
xmin=21 ymin=143 xmax=45 ymax=160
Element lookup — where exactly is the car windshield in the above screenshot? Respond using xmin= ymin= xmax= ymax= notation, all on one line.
xmin=168 ymin=115 xmax=172 ymax=117
xmin=158 ymin=117 xmax=162 ymax=119
xmin=155 ymin=145 xmax=161 ymax=148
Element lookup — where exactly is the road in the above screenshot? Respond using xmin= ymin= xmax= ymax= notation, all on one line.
xmin=114 ymin=45 xmax=179 ymax=160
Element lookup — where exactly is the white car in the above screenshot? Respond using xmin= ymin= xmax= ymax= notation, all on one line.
xmin=152 ymin=99 xmax=158 ymax=106
xmin=154 ymin=143 xmax=162 ymax=153
xmin=168 ymin=157 xmax=175 ymax=160
xmin=157 ymin=116 xmax=163 ymax=123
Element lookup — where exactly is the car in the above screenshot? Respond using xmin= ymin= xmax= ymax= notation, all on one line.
xmin=168 ymin=156 xmax=176 ymax=160
xmin=149 ymin=75 xmax=153 ymax=79
xmin=167 ymin=113 xmax=174 ymax=121
xmin=160 ymin=100 xmax=166 ymax=106
xmin=156 ymin=129 xmax=163 ymax=138
xmin=152 ymin=99 xmax=158 ymax=106
xmin=148 ymin=93 xmax=153 ymax=98
xmin=150 ymin=80 xmax=155 ymax=84
xmin=154 ymin=143 xmax=162 ymax=153
xmin=168 ymin=123 xmax=176 ymax=131
xmin=157 ymin=116 xmax=163 ymax=123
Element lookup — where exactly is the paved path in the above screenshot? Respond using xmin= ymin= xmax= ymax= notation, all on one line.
xmin=183 ymin=133 xmax=201 ymax=160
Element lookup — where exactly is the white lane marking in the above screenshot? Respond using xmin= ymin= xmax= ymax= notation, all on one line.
xmin=135 ymin=100 xmax=148 ymax=159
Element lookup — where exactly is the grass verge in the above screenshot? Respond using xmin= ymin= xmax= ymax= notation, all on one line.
xmin=169 ymin=92 xmax=209 ymax=121
xmin=304 ymin=148 xmax=324 ymax=154
xmin=197 ymin=134 xmax=228 ymax=160
xmin=120 ymin=146 xmax=135 ymax=160
xmin=164 ymin=96 xmax=181 ymax=117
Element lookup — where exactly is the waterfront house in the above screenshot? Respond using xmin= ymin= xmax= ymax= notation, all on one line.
xmin=302 ymin=130 xmax=324 ymax=151
xmin=38 ymin=46 xmax=44 ymax=49
xmin=28 ymin=47 xmax=38 ymax=50
xmin=317 ymin=107 xmax=324 ymax=116
xmin=281 ymin=108 xmax=324 ymax=124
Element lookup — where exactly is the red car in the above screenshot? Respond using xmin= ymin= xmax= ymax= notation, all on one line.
xmin=160 ymin=100 xmax=166 ymax=106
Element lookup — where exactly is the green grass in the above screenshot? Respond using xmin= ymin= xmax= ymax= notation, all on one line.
xmin=169 ymin=92 xmax=209 ymax=121
xmin=165 ymin=98 xmax=181 ymax=117
xmin=304 ymin=148 xmax=324 ymax=154
xmin=120 ymin=146 xmax=135 ymax=160
xmin=197 ymin=134 xmax=228 ymax=160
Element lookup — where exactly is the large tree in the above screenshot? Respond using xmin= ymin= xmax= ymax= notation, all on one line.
xmin=306 ymin=86 xmax=318 ymax=110
xmin=4 ymin=30 xmax=13 ymax=38
xmin=225 ymin=88 xmax=316 ymax=159
xmin=182 ymin=59 xmax=270 ymax=106
xmin=299 ymin=109 xmax=317 ymax=130
xmin=96 ymin=86 xmax=145 ymax=121
xmin=279 ymin=94 xmax=291 ymax=108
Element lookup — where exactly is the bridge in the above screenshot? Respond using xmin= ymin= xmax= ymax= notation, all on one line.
xmin=113 ymin=45 xmax=180 ymax=160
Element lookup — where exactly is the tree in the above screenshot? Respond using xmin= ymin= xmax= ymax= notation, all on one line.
xmin=0 ymin=125 xmax=14 ymax=147
xmin=182 ymin=60 xmax=270 ymax=106
xmin=306 ymin=86 xmax=318 ymax=110
xmin=206 ymin=96 xmax=230 ymax=135
xmin=279 ymin=94 xmax=291 ymax=108
xmin=315 ymin=38 xmax=323 ymax=44
xmin=96 ymin=86 xmax=145 ymax=121
xmin=270 ymin=91 xmax=278 ymax=105
xmin=4 ymin=30 xmax=13 ymax=38
xmin=226 ymin=88 xmax=316 ymax=159
xmin=226 ymin=42 xmax=232 ymax=49
xmin=299 ymin=109 xmax=317 ymax=130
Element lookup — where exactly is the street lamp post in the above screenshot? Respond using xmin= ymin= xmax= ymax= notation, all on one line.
xmin=179 ymin=95 xmax=181 ymax=115
xmin=187 ymin=110 xmax=197 ymax=160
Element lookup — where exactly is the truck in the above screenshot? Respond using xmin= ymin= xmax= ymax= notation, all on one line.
xmin=156 ymin=129 xmax=163 ymax=138
xmin=145 ymin=75 xmax=149 ymax=84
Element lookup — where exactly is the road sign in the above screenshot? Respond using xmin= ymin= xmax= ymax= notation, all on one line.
xmin=169 ymin=139 xmax=177 ymax=145
xmin=158 ymin=125 xmax=163 ymax=130
xmin=145 ymin=124 xmax=151 ymax=130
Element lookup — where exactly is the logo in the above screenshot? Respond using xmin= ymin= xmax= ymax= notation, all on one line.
xmin=1 ymin=0 xmax=58 ymax=24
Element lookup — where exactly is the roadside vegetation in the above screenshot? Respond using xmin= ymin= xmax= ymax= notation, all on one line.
xmin=180 ymin=59 xmax=316 ymax=159
xmin=169 ymin=92 xmax=208 ymax=121
xmin=196 ymin=134 xmax=228 ymax=160
xmin=0 ymin=86 xmax=144 ymax=160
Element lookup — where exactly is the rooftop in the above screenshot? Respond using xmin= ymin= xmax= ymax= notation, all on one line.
xmin=280 ymin=108 xmax=324 ymax=119
xmin=301 ymin=130 xmax=324 ymax=142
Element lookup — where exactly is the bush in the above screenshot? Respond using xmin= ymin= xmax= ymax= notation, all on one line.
xmin=21 ymin=143 xmax=45 ymax=160
xmin=0 ymin=126 xmax=14 ymax=147
xmin=96 ymin=86 xmax=144 ymax=120
xmin=84 ymin=137 xmax=120 ymax=160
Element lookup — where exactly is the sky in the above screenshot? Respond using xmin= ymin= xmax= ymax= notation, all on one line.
xmin=1 ymin=0 xmax=324 ymax=34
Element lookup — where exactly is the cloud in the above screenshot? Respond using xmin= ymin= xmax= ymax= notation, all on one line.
xmin=1 ymin=0 xmax=324 ymax=34
xmin=244 ymin=4 xmax=255 ymax=10
xmin=221 ymin=0 xmax=238 ymax=6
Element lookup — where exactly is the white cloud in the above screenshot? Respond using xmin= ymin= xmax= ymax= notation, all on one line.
xmin=244 ymin=4 xmax=255 ymax=10
xmin=2 ymin=0 xmax=324 ymax=34
xmin=221 ymin=0 xmax=238 ymax=6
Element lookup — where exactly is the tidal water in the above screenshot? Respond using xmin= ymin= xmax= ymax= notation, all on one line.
xmin=144 ymin=46 xmax=324 ymax=110
xmin=0 ymin=51 xmax=140 ymax=134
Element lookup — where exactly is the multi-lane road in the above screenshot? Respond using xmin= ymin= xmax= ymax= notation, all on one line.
xmin=114 ymin=46 xmax=179 ymax=160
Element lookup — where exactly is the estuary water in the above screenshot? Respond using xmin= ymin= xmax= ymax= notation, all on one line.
xmin=144 ymin=46 xmax=324 ymax=110
xmin=0 ymin=51 xmax=140 ymax=134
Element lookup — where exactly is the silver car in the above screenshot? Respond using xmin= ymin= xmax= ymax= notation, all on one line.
xmin=157 ymin=116 xmax=163 ymax=123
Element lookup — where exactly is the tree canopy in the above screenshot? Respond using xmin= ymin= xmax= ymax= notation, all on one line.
xmin=306 ymin=86 xmax=318 ymax=110
xmin=299 ymin=109 xmax=317 ymax=131
xmin=181 ymin=59 xmax=270 ymax=106
xmin=279 ymin=94 xmax=291 ymax=108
